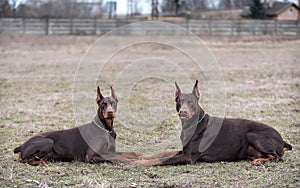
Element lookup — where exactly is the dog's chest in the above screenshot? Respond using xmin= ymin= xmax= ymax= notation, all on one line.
xmin=78 ymin=123 xmax=116 ymax=154
xmin=95 ymin=133 xmax=116 ymax=153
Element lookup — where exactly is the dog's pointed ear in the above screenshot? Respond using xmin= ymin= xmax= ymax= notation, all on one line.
xmin=175 ymin=81 xmax=181 ymax=101
xmin=192 ymin=80 xmax=200 ymax=100
xmin=110 ymin=86 xmax=118 ymax=102
xmin=96 ymin=86 xmax=104 ymax=103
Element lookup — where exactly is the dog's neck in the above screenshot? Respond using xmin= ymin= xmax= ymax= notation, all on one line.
xmin=97 ymin=109 xmax=116 ymax=139
xmin=197 ymin=106 xmax=206 ymax=123
xmin=180 ymin=105 xmax=207 ymax=147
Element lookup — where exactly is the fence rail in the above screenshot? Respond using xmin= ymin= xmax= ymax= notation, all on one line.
xmin=0 ymin=18 xmax=299 ymax=36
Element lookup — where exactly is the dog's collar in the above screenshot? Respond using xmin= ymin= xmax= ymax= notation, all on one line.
xmin=197 ymin=112 xmax=207 ymax=124
xmin=92 ymin=119 xmax=112 ymax=134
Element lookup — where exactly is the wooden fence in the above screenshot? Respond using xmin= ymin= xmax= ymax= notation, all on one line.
xmin=0 ymin=18 xmax=299 ymax=36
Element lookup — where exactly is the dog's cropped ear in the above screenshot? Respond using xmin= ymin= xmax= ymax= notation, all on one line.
xmin=192 ymin=80 xmax=200 ymax=100
xmin=96 ymin=86 xmax=104 ymax=103
xmin=110 ymin=86 xmax=118 ymax=102
xmin=175 ymin=81 xmax=181 ymax=101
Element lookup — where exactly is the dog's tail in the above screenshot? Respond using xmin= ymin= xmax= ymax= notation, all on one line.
xmin=280 ymin=142 xmax=292 ymax=157
xmin=284 ymin=142 xmax=292 ymax=151
xmin=284 ymin=142 xmax=292 ymax=150
xmin=14 ymin=146 xmax=24 ymax=162
xmin=13 ymin=146 xmax=22 ymax=154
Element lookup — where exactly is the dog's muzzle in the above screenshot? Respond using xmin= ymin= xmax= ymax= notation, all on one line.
xmin=107 ymin=111 xmax=115 ymax=119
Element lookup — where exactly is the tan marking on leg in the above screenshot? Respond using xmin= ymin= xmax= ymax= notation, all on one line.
xmin=281 ymin=147 xmax=289 ymax=156
xmin=132 ymin=159 xmax=163 ymax=166
xmin=253 ymin=154 xmax=275 ymax=165
xmin=140 ymin=151 xmax=179 ymax=160
xmin=17 ymin=152 xmax=22 ymax=162
xmin=39 ymin=161 xmax=48 ymax=167
xmin=30 ymin=160 xmax=48 ymax=166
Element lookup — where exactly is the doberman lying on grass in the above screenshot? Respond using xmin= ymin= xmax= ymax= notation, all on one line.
xmin=14 ymin=86 xmax=141 ymax=166
xmin=133 ymin=80 xmax=292 ymax=166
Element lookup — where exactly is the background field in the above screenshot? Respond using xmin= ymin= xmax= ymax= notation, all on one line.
xmin=0 ymin=34 xmax=299 ymax=187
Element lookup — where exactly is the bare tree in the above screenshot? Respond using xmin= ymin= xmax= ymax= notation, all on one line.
xmin=235 ymin=0 xmax=250 ymax=8
xmin=0 ymin=0 xmax=11 ymax=17
xmin=161 ymin=0 xmax=175 ymax=14
xmin=151 ymin=0 xmax=159 ymax=18
xmin=15 ymin=0 xmax=103 ymax=18
xmin=161 ymin=0 xmax=198 ymax=15
xmin=189 ymin=0 xmax=209 ymax=11
xmin=9 ymin=0 xmax=19 ymax=16
xmin=219 ymin=0 xmax=233 ymax=10
xmin=219 ymin=0 xmax=249 ymax=10
xmin=16 ymin=0 xmax=43 ymax=17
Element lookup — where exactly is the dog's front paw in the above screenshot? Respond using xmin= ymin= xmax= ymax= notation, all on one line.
xmin=138 ymin=154 xmax=153 ymax=160
xmin=131 ymin=160 xmax=152 ymax=166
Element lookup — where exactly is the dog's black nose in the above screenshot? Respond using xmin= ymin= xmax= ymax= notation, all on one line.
xmin=179 ymin=110 xmax=187 ymax=116
xmin=107 ymin=111 xmax=114 ymax=116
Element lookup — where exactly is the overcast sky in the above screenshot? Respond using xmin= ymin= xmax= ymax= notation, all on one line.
xmin=103 ymin=0 xmax=154 ymax=15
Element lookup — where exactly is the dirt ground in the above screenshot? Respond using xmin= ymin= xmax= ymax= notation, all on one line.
xmin=0 ymin=34 xmax=299 ymax=187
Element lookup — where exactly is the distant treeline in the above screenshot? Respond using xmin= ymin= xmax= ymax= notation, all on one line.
xmin=0 ymin=0 xmax=251 ymax=18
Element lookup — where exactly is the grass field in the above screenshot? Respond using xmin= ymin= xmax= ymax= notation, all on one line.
xmin=0 ymin=34 xmax=299 ymax=187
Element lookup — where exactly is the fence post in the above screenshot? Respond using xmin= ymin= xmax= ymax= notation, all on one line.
xmin=185 ymin=11 xmax=191 ymax=35
xmin=93 ymin=17 xmax=97 ymax=35
xmin=22 ymin=17 xmax=26 ymax=34
xmin=236 ymin=20 xmax=241 ymax=36
xmin=297 ymin=20 xmax=299 ymax=37
xmin=252 ymin=20 xmax=256 ymax=35
xmin=70 ymin=18 xmax=73 ymax=35
xmin=185 ymin=18 xmax=189 ymax=35
xmin=274 ymin=20 xmax=277 ymax=36
xmin=209 ymin=19 xmax=212 ymax=36
xmin=45 ymin=17 xmax=49 ymax=35
xmin=264 ymin=20 xmax=268 ymax=35
xmin=230 ymin=20 xmax=234 ymax=36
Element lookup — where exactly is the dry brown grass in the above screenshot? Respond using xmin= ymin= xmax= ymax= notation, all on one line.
xmin=0 ymin=34 xmax=299 ymax=187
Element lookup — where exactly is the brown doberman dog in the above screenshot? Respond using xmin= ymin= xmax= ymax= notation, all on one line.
xmin=133 ymin=80 xmax=292 ymax=166
xmin=14 ymin=86 xmax=141 ymax=166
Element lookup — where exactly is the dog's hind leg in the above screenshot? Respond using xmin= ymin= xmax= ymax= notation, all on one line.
xmin=19 ymin=137 xmax=54 ymax=165
xmin=246 ymin=145 xmax=265 ymax=161
xmin=23 ymin=157 xmax=49 ymax=166
xmin=247 ymin=131 xmax=286 ymax=162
